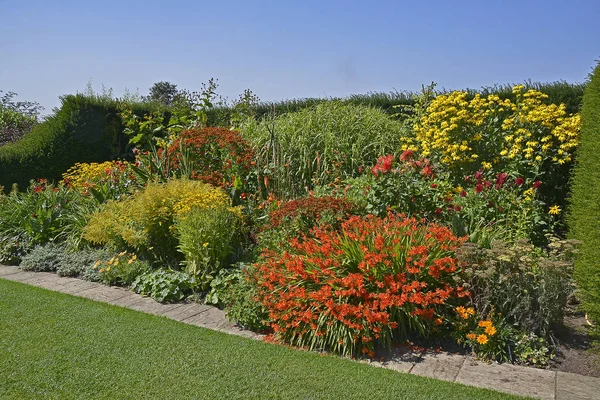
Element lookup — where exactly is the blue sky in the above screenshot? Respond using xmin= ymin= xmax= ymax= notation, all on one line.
xmin=2 ymin=0 xmax=599 ymax=113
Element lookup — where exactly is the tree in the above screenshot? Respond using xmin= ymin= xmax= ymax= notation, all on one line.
xmin=146 ymin=81 xmax=179 ymax=106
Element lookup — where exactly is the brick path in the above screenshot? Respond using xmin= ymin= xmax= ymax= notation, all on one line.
xmin=2 ymin=265 xmax=599 ymax=399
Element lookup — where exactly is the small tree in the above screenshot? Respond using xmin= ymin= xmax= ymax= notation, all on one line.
xmin=146 ymin=81 xmax=179 ymax=106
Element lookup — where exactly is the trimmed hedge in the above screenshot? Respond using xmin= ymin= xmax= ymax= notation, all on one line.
xmin=206 ymin=80 xmax=585 ymax=126
xmin=568 ymin=63 xmax=600 ymax=323
xmin=0 ymin=95 xmax=157 ymax=192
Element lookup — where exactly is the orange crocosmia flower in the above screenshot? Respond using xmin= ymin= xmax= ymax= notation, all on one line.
xmin=485 ymin=326 xmax=497 ymax=336
xmin=477 ymin=334 xmax=489 ymax=345
xmin=434 ymin=318 xmax=443 ymax=326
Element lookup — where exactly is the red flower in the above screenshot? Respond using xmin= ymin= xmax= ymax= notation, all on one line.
xmin=515 ymin=177 xmax=525 ymax=186
xmin=454 ymin=205 xmax=462 ymax=212
xmin=371 ymin=166 xmax=379 ymax=177
xmin=421 ymin=166 xmax=434 ymax=177
xmin=460 ymin=190 xmax=467 ymax=197
xmin=435 ymin=208 xmax=443 ymax=215
xmin=381 ymin=155 xmax=394 ymax=172
xmin=474 ymin=170 xmax=483 ymax=181
xmin=475 ymin=183 xmax=484 ymax=193
xmin=533 ymin=180 xmax=542 ymax=189
xmin=430 ymin=183 xmax=438 ymax=189
xmin=399 ymin=150 xmax=414 ymax=161
xmin=495 ymin=172 xmax=508 ymax=189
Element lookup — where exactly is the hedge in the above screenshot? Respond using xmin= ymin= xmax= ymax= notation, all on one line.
xmin=0 ymin=95 xmax=157 ymax=192
xmin=568 ymin=63 xmax=600 ymax=323
xmin=206 ymin=80 xmax=585 ymax=126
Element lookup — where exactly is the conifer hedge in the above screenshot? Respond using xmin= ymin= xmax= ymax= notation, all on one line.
xmin=569 ymin=63 xmax=600 ymax=323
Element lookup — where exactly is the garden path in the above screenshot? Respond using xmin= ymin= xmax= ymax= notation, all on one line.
xmin=1 ymin=264 xmax=598 ymax=400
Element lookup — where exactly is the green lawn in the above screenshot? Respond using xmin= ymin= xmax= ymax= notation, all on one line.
xmin=0 ymin=278 xmax=523 ymax=399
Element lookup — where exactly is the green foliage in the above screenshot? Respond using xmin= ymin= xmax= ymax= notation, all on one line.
xmin=19 ymin=243 xmax=65 ymax=272
xmin=83 ymin=179 xmax=232 ymax=266
xmin=131 ymin=269 xmax=196 ymax=303
xmin=57 ymin=248 xmax=110 ymax=278
xmin=205 ymin=81 xmax=585 ymax=126
xmin=175 ymin=206 xmax=243 ymax=290
xmin=242 ymin=102 xmax=406 ymax=199
xmin=93 ymin=252 xmax=151 ymax=286
xmin=456 ymin=237 xmax=579 ymax=340
xmin=146 ymin=81 xmax=179 ymax=106
xmin=568 ymin=63 xmax=600 ymax=324
xmin=210 ymin=264 xmax=270 ymax=331
xmin=0 ymin=90 xmax=42 ymax=145
xmin=0 ymin=94 xmax=158 ymax=192
xmin=0 ymin=181 xmax=94 ymax=251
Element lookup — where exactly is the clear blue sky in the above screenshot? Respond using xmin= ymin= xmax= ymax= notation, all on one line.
xmin=2 ymin=0 xmax=599 ymax=113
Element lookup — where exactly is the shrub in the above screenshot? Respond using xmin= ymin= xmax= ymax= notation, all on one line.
xmin=253 ymin=213 xmax=467 ymax=357
xmin=401 ymin=86 xmax=580 ymax=211
xmin=257 ymin=196 xmax=359 ymax=251
xmin=19 ymin=243 xmax=65 ymax=272
xmin=92 ymin=251 xmax=150 ymax=286
xmin=330 ymin=153 xmax=551 ymax=246
xmin=0 ymin=180 xmax=94 ymax=249
xmin=568 ymin=63 xmax=600 ymax=324
xmin=175 ymin=206 xmax=243 ymax=290
xmin=166 ymin=127 xmax=255 ymax=192
xmin=208 ymin=264 xmax=269 ymax=331
xmin=131 ymin=269 xmax=196 ymax=303
xmin=455 ymin=237 xmax=578 ymax=340
xmin=62 ymin=160 xmax=138 ymax=202
xmin=83 ymin=179 xmax=235 ymax=266
xmin=0 ymin=94 xmax=157 ymax=192
xmin=242 ymin=102 xmax=406 ymax=199
xmin=57 ymin=248 xmax=110 ymax=277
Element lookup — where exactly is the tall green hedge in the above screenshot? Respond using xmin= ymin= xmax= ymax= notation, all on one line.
xmin=568 ymin=63 xmax=600 ymax=323
xmin=0 ymin=95 xmax=155 ymax=192
xmin=206 ymin=80 xmax=585 ymax=126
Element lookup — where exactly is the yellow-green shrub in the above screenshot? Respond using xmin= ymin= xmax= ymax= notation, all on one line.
xmin=175 ymin=207 xmax=243 ymax=290
xmin=83 ymin=179 xmax=234 ymax=266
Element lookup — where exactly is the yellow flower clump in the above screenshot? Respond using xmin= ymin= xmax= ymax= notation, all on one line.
xmin=403 ymin=86 xmax=580 ymax=170
xmin=62 ymin=161 xmax=129 ymax=189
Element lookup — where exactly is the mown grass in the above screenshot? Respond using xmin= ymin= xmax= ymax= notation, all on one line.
xmin=0 ymin=279 xmax=524 ymax=399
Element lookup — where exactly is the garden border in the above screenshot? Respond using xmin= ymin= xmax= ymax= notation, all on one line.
xmin=1 ymin=264 xmax=598 ymax=400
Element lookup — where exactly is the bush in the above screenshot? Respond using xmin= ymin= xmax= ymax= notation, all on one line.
xmin=455 ymin=237 xmax=578 ymax=340
xmin=253 ymin=213 xmax=467 ymax=357
xmin=257 ymin=196 xmax=359 ymax=252
xmin=242 ymin=102 xmax=406 ymax=199
xmin=0 ymin=94 xmax=157 ymax=192
xmin=131 ymin=269 xmax=196 ymax=303
xmin=166 ymin=127 xmax=255 ymax=192
xmin=0 ymin=180 xmax=94 ymax=250
xmin=208 ymin=264 xmax=269 ymax=331
xmin=401 ymin=86 xmax=580 ymax=213
xmin=57 ymin=248 xmax=110 ymax=277
xmin=568 ymin=63 xmax=600 ymax=324
xmin=19 ymin=243 xmax=65 ymax=272
xmin=175 ymin=206 xmax=243 ymax=290
xmin=328 ymin=153 xmax=552 ymax=246
xmin=83 ymin=179 xmax=235 ymax=266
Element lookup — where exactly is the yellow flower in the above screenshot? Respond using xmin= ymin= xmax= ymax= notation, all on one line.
xmin=477 ymin=334 xmax=489 ymax=345
xmin=485 ymin=326 xmax=497 ymax=336
xmin=203 ymin=242 xmax=209 ymax=248
xmin=478 ymin=320 xmax=492 ymax=328
xmin=466 ymin=307 xmax=475 ymax=316
xmin=466 ymin=333 xmax=477 ymax=340
xmin=99 ymin=268 xmax=105 ymax=273
xmin=481 ymin=161 xmax=492 ymax=170
xmin=548 ymin=205 xmax=561 ymax=215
